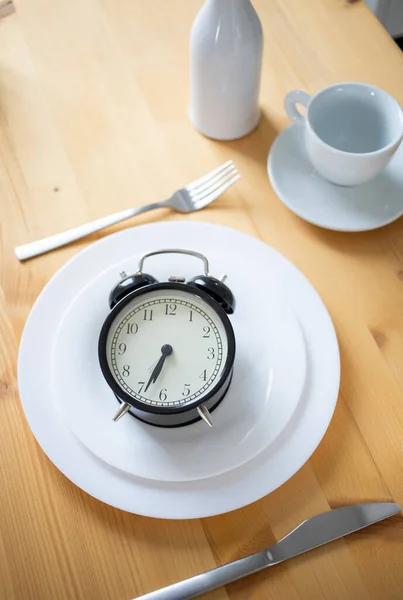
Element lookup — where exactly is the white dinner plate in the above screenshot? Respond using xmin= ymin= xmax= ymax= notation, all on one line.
xmin=52 ymin=270 xmax=307 ymax=481
xmin=18 ymin=222 xmax=340 ymax=519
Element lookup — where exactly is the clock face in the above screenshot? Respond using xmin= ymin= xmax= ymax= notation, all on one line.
xmin=102 ymin=286 xmax=233 ymax=410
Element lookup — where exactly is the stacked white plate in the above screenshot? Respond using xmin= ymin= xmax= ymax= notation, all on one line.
xmin=18 ymin=222 xmax=340 ymax=519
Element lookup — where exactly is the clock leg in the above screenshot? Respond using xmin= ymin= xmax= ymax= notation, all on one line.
xmin=197 ymin=405 xmax=213 ymax=427
xmin=113 ymin=402 xmax=131 ymax=422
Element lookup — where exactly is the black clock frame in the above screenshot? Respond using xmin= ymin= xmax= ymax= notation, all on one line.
xmin=98 ymin=282 xmax=236 ymax=419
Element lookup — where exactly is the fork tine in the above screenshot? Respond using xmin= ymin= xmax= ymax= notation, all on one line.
xmin=191 ymin=166 xmax=239 ymax=202
xmin=190 ymin=163 xmax=238 ymax=198
xmin=185 ymin=160 xmax=234 ymax=191
xmin=193 ymin=174 xmax=240 ymax=209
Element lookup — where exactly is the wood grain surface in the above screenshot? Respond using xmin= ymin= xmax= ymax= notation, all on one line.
xmin=0 ymin=0 xmax=403 ymax=598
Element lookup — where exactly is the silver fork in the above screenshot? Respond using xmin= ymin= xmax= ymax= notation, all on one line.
xmin=15 ymin=161 xmax=239 ymax=261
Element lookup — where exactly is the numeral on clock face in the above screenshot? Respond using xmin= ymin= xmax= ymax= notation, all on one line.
xmin=126 ymin=323 xmax=138 ymax=335
xmin=165 ymin=304 xmax=177 ymax=316
xmin=182 ymin=383 xmax=191 ymax=397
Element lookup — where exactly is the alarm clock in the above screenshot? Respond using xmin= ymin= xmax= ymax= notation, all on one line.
xmin=98 ymin=249 xmax=236 ymax=428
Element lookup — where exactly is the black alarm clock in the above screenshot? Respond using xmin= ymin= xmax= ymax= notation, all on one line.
xmin=98 ymin=249 xmax=236 ymax=428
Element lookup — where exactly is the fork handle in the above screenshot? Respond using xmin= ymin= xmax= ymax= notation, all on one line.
xmin=15 ymin=202 xmax=164 ymax=261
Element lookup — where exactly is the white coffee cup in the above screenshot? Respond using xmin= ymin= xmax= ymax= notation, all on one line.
xmin=284 ymin=82 xmax=403 ymax=186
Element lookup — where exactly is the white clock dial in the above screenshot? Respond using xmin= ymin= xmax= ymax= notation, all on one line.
xmin=105 ymin=288 xmax=229 ymax=407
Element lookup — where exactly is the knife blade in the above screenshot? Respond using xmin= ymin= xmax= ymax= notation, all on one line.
xmin=133 ymin=502 xmax=401 ymax=600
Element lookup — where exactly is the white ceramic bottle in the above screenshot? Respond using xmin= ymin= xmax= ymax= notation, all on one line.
xmin=189 ymin=0 xmax=263 ymax=141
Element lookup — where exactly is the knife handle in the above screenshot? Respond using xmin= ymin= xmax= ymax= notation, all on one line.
xmin=134 ymin=552 xmax=269 ymax=600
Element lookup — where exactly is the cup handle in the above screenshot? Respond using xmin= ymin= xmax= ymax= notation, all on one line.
xmin=284 ymin=90 xmax=311 ymax=123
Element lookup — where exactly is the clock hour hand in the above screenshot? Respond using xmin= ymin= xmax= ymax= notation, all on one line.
xmin=144 ymin=344 xmax=173 ymax=392
xmin=151 ymin=344 xmax=173 ymax=385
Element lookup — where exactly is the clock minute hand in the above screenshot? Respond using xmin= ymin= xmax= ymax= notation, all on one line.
xmin=144 ymin=355 xmax=165 ymax=392
xmin=144 ymin=344 xmax=173 ymax=392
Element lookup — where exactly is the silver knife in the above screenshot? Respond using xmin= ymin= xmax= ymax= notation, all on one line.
xmin=133 ymin=502 xmax=401 ymax=600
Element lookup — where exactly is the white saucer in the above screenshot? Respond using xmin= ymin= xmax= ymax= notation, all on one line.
xmin=53 ymin=277 xmax=307 ymax=482
xmin=18 ymin=222 xmax=340 ymax=519
xmin=268 ymin=124 xmax=403 ymax=231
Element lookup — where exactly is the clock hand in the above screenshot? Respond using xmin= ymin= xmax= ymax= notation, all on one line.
xmin=148 ymin=358 xmax=159 ymax=372
xmin=147 ymin=345 xmax=173 ymax=389
xmin=144 ymin=344 xmax=173 ymax=392
xmin=144 ymin=355 xmax=165 ymax=392
xmin=151 ymin=344 xmax=173 ymax=385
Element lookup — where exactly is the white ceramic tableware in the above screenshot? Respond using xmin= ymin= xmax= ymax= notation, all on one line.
xmin=284 ymin=82 xmax=403 ymax=186
xmin=189 ymin=0 xmax=263 ymax=140
xmin=53 ymin=282 xmax=306 ymax=482
xmin=268 ymin=124 xmax=403 ymax=231
xmin=18 ymin=222 xmax=340 ymax=519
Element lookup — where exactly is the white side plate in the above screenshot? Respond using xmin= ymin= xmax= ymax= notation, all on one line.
xmin=52 ymin=273 xmax=307 ymax=481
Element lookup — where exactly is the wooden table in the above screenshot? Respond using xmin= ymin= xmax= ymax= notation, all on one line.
xmin=1 ymin=0 xmax=403 ymax=598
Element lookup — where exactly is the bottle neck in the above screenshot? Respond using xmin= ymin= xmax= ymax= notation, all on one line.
xmin=205 ymin=0 xmax=253 ymax=7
